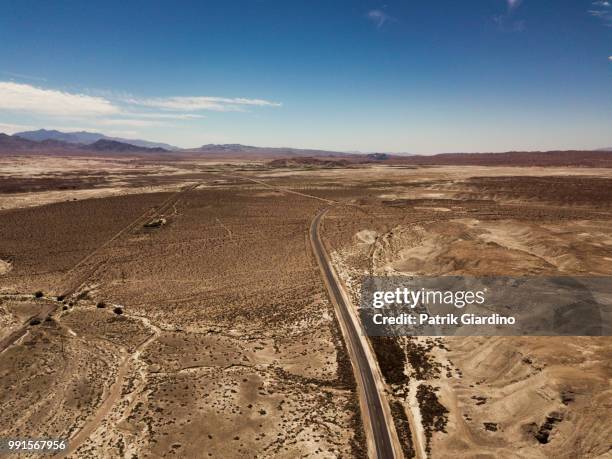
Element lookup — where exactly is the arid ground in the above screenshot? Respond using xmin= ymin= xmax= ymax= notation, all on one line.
xmin=1 ymin=155 xmax=610 ymax=458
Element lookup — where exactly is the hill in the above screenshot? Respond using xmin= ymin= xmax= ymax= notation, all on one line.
xmin=1 ymin=132 xmax=610 ymax=167
xmin=87 ymin=139 xmax=167 ymax=153
xmin=268 ymin=157 xmax=351 ymax=168
xmin=15 ymin=129 xmax=178 ymax=150
xmin=0 ymin=133 xmax=168 ymax=155
xmin=184 ymin=144 xmax=353 ymax=159
xmin=391 ymin=150 xmax=612 ymax=167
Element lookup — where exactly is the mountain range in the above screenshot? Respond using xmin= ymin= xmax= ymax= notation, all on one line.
xmin=0 ymin=129 xmax=611 ymax=167
xmin=0 ymin=133 xmax=169 ymax=154
xmin=14 ymin=129 xmax=178 ymax=150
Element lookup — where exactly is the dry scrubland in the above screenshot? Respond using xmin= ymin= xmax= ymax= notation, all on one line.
xmin=317 ymin=167 xmax=612 ymax=458
xmin=0 ymin=155 xmax=611 ymax=458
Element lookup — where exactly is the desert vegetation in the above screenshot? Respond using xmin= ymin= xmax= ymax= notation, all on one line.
xmin=0 ymin=155 xmax=610 ymax=457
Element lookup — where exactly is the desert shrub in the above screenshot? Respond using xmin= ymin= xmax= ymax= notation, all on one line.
xmin=416 ymin=384 xmax=448 ymax=452
xmin=390 ymin=400 xmax=415 ymax=458
xmin=113 ymin=307 xmax=123 ymax=315
xmin=34 ymin=291 xmax=44 ymax=298
xmin=371 ymin=336 xmax=408 ymax=385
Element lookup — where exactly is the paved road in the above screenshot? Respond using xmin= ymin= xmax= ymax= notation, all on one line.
xmin=310 ymin=210 xmax=398 ymax=459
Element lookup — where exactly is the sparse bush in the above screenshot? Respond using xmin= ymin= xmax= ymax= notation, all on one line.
xmin=113 ymin=307 xmax=123 ymax=315
xmin=34 ymin=291 xmax=44 ymax=298
xmin=56 ymin=295 xmax=65 ymax=301
xmin=96 ymin=302 xmax=106 ymax=308
xmin=390 ymin=400 xmax=415 ymax=458
xmin=416 ymin=384 xmax=449 ymax=453
xmin=29 ymin=318 xmax=41 ymax=325
xmin=371 ymin=336 xmax=408 ymax=385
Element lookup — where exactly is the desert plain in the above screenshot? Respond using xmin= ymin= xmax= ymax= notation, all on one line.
xmin=0 ymin=154 xmax=610 ymax=458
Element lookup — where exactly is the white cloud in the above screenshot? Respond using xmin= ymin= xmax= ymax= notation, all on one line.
xmin=609 ymin=55 xmax=612 ymax=61
xmin=589 ymin=9 xmax=606 ymax=16
xmin=0 ymin=81 xmax=119 ymax=116
xmin=507 ymin=0 xmax=522 ymax=10
xmin=96 ymin=118 xmax=164 ymax=127
xmin=589 ymin=1 xmax=612 ymax=26
xmin=125 ymin=96 xmax=281 ymax=112
xmin=123 ymin=112 xmax=206 ymax=120
xmin=367 ymin=10 xmax=392 ymax=29
xmin=493 ymin=15 xmax=525 ymax=32
xmin=494 ymin=0 xmax=525 ymax=31
xmin=0 ymin=81 xmax=281 ymax=140
xmin=0 ymin=81 xmax=280 ymax=118
xmin=0 ymin=122 xmax=34 ymax=134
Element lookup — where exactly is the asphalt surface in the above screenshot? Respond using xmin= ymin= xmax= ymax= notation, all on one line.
xmin=310 ymin=210 xmax=397 ymax=459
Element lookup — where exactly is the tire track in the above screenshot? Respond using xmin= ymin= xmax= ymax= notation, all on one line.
xmin=60 ymin=183 xmax=199 ymax=298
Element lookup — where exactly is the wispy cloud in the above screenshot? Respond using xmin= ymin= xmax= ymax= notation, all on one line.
xmin=366 ymin=9 xmax=393 ymax=29
xmin=493 ymin=15 xmax=525 ymax=31
xmin=0 ymin=82 xmax=281 ymax=117
xmin=0 ymin=122 xmax=35 ymax=134
xmin=96 ymin=118 xmax=164 ymax=128
xmin=122 ymin=112 xmax=206 ymax=120
xmin=507 ymin=0 xmax=522 ymax=10
xmin=0 ymin=81 xmax=119 ymax=116
xmin=588 ymin=0 xmax=612 ymax=26
xmin=493 ymin=0 xmax=526 ymax=32
xmin=0 ymin=71 xmax=47 ymax=82
xmin=125 ymin=96 xmax=281 ymax=112
xmin=0 ymin=81 xmax=281 ymax=135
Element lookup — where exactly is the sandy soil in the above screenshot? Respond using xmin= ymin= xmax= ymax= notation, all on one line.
xmin=320 ymin=166 xmax=612 ymax=458
xmin=0 ymin=157 xmax=365 ymax=457
xmin=0 ymin=157 xmax=610 ymax=458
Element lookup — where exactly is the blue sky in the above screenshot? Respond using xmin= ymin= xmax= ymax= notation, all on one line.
xmin=0 ymin=0 xmax=610 ymax=153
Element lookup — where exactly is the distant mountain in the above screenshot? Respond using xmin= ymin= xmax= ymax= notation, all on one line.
xmin=197 ymin=144 xmax=256 ymax=152
xmin=186 ymin=143 xmax=354 ymax=158
xmin=596 ymin=147 xmax=612 ymax=152
xmin=14 ymin=129 xmax=99 ymax=144
xmin=390 ymin=150 xmax=612 ymax=167
xmin=0 ymin=133 xmax=169 ymax=155
xmin=2 ymin=132 xmax=611 ymax=166
xmin=268 ymin=157 xmax=351 ymax=168
xmin=0 ymin=133 xmax=41 ymax=151
xmin=366 ymin=153 xmax=391 ymax=161
xmin=14 ymin=129 xmax=178 ymax=150
xmin=87 ymin=139 xmax=167 ymax=152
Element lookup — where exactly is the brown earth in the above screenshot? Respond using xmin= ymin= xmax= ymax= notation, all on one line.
xmin=0 ymin=156 xmax=610 ymax=458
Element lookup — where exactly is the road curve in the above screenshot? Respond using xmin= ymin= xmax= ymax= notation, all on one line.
xmin=310 ymin=209 xmax=400 ymax=459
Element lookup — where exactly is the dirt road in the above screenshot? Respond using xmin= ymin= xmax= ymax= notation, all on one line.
xmin=0 ymin=300 xmax=57 ymax=354
xmin=60 ymin=182 xmax=200 ymax=298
